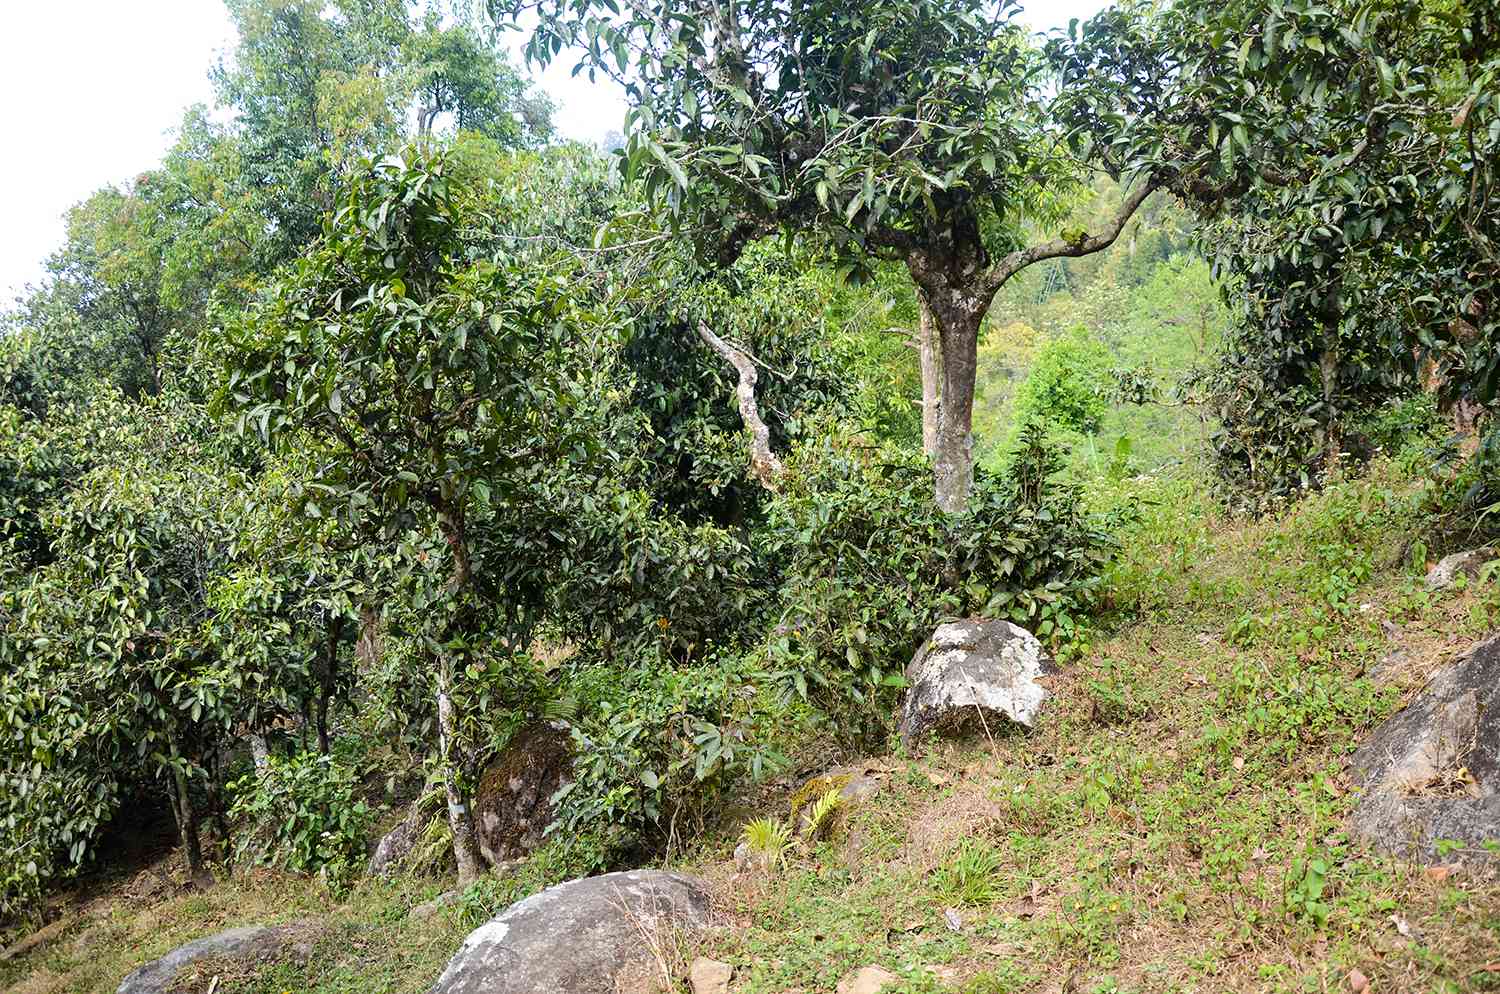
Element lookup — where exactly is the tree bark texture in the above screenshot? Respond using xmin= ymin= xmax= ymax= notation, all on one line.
xmin=436 ymin=660 xmax=486 ymax=885
xmin=694 ymin=321 xmax=784 ymax=488
xmin=901 ymin=182 xmax=1159 ymax=512
xmin=171 ymin=763 xmax=213 ymax=888
xmin=918 ymin=291 xmax=941 ymax=458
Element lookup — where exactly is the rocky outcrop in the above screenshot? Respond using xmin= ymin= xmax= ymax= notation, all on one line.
xmin=428 ymin=870 xmax=712 ymax=994
xmin=117 ymin=924 xmax=309 ymax=994
xmin=472 ymin=721 xmax=574 ymax=865
xmin=369 ymin=721 xmax=574 ymax=877
xmin=1350 ymin=633 xmax=1500 ymax=864
xmin=1425 ymin=548 xmax=1498 ymax=591
xmin=899 ymin=620 xmax=1054 ymax=747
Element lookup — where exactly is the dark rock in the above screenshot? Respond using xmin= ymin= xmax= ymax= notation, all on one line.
xmin=116 ymin=925 xmax=297 ymax=994
xmin=899 ymin=620 xmax=1054 ymax=746
xmin=789 ymin=765 xmax=884 ymax=836
xmin=428 ymin=870 xmax=712 ymax=994
xmin=1425 ymin=548 xmax=1498 ymax=591
xmin=473 ymin=721 xmax=574 ymax=865
xmin=369 ymin=809 xmax=421 ymax=876
xmin=1350 ymin=633 xmax=1500 ymax=864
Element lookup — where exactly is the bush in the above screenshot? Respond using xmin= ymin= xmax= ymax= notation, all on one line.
xmin=227 ymin=751 xmax=372 ymax=890
xmin=1012 ymin=329 xmax=1113 ymax=434
xmin=758 ymin=427 xmax=1113 ymax=746
xmin=550 ymin=651 xmax=794 ymax=865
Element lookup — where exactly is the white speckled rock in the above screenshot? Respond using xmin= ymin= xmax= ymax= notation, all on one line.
xmin=428 ymin=870 xmax=712 ymax=994
xmin=1426 ymin=548 xmax=1498 ymax=591
xmin=899 ymin=620 xmax=1054 ymax=746
xmin=1349 ymin=632 xmax=1500 ymax=865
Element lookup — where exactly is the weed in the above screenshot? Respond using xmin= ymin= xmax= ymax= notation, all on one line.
xmin=931 ymin=839 xmax=1003 ymax=906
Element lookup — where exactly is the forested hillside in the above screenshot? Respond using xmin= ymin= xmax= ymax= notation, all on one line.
xmin=3 ymin=0 xmax=1499 ymax=992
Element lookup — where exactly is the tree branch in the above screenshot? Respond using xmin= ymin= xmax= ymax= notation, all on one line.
xmin=981 ymin=180 xmax=1160 ymax=297
xmin=694 ymin=321 xmax=784 ymax=489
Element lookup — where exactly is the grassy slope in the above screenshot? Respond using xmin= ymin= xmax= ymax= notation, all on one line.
xmin=7 ymin=467 xmax=1499 ymax=994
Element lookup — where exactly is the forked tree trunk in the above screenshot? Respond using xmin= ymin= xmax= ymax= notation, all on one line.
xmin=918 ymin=291 xmax=941 ymax=458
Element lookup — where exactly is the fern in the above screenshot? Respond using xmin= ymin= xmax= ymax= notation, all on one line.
xmin=802 ymin=787 xmax=844 ymax=839
xmin=740 ymin=817 xmax=793 ymax=870
xmin=540 ymin=694 xmax=579 ymax=723
xmin=406 ymin=810 xmax=456 ymax=876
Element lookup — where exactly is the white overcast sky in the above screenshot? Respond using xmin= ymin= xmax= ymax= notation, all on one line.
xmin=0 ymin=0 xmax=1108 ymax=303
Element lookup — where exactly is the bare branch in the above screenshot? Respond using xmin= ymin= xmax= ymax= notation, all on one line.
xmin=981 ymin=180 xmax=1160 ymax=297
xmin=694 ymin=321 xmax=785 ymax=489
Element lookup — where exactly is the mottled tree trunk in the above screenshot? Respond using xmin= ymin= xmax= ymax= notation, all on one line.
xmin=435 ymin=502 xmax=486 ymax=885
xmin=250 ymin=734 xmax=270 ymax=770
xmin=315 ymin=615 xmax=344 ymax=756
xmin=1320 ymin=342 xmax=1340 ymax=472
xmin=918 ymin=291 xmax=941 ymax=458
xmin=694 ymin=321 xmax=784 ymax=488
xmin=436 ymin=660 xmax=485 ymax=885
xmin=355 ymin=604 xmax=382 ymax=670
xmin=926 ymin=296 xmax=983 ymax=515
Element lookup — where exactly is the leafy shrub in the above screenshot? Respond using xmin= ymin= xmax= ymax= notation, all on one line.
xmin=550 ymin=651 xmax=794 ymax=865
xmin=760 ymin=429 xmax=1113 ymax=745
xmin=1011 ymin=330 xmax=1112 ymax=435
xmin=227 ymin=752 xmax=371 ymax=890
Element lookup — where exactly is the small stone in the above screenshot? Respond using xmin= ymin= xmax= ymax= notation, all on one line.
xmin=688 ymin=957 xmax=733 ymax=994
xmin=836 ymin=965 xmax=898 ymax=994
xmin=1347 ymin=967 xmax=1370 ymax=992
xmin=411 ymin=890 xmax=459 ymax=919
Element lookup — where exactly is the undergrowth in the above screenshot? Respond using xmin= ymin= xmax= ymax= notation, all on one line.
xmin=8 ymin=459 xmax=1500 ymax=994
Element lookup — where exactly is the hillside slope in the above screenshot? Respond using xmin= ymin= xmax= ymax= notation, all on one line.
xmin=5 ymin=469 xmax=1499 ymax=994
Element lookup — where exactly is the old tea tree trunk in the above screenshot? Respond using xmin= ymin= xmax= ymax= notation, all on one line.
xmin=902 ymin=183 xmax=1160 ymax=513
xmin=435 ymin=493 xmax=488 ymax=886
xmin=918 ymin=291 xmax=941 ymax=458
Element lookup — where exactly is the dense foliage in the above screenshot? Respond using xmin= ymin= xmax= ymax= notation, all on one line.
xmin=2 ymin=0 xmax=1497 ymax=936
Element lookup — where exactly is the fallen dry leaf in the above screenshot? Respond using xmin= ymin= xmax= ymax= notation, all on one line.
xmin=1426 ymin=865 xmax=1453 ymax=883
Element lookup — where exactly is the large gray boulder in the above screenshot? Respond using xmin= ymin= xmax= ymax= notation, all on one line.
xmin=117 ymin=925 xmax=304 ymax=994
xmin=429 ymin=870 xmax=713 ymax=994
xmin=369 ymin=811 xmax=420 ymax=876
xmin=899 ymin=620 xmax=1054 ymax=746
xmin=1350 ymin=633 xmax=1500 ymax=864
